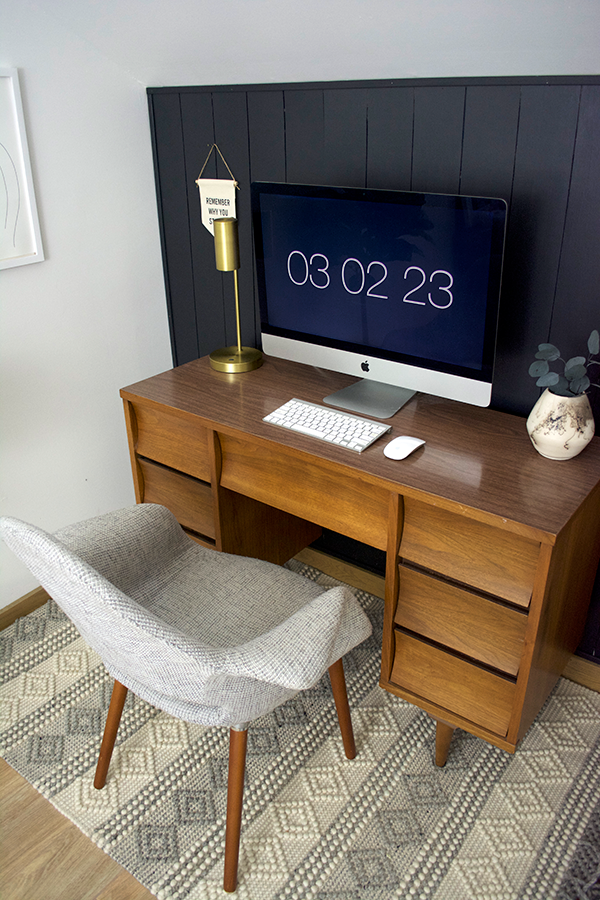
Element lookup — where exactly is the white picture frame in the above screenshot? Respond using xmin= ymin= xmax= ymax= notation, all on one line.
xmin=0 ymin=68 xmax=44 ymax=269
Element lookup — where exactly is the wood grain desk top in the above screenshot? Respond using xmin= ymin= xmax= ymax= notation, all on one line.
xmin=121 ymin=355 xmax=600 ymax=544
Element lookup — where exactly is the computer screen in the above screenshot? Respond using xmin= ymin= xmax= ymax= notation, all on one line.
xmin=251 ymin=182 xmax=507 ymax=417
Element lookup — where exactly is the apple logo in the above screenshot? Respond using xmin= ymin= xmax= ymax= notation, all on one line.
xmin=361 ymin=360 xmax=370 ymax=372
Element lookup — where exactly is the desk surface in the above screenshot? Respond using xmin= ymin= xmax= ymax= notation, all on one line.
xmin=122 ymin=355 xmax=600 ymax=544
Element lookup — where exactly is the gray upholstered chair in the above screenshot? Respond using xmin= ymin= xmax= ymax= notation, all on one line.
xmin=0 ymin=503 xmax=371 ymax=892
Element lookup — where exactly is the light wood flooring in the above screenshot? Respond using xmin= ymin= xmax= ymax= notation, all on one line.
xmin=0 ymin=757 xmax=153 ymax=900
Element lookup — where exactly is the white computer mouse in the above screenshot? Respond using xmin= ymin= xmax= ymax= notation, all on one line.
xmin=383 ymin=435 xmax=426 ymax=460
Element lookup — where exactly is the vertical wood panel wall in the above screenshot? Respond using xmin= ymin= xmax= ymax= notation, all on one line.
xmin=148 ymin=75 xmax=600 ymax=425
xmin=148 ymin=76 xmax=600 ymax=659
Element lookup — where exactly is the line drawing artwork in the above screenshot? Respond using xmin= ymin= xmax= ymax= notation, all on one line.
xmin=1 ymin=140 xmax=21 ymax=250
xmin=0 ymin=69 xmax=44 ymax=269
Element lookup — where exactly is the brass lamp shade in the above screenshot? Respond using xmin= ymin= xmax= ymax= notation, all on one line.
xmin=209 ymin=218 xmax=262 ymax=373
xmin=213 ymin=218 xmax=240 ymax=271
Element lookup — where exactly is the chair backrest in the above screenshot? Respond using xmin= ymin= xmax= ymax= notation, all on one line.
xmin=0 ymin=512 xmax=192 ymax=662
xmin=52 ymin=502 xmax=194 ymax=597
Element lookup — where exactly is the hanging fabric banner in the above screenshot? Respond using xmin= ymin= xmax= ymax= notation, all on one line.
xmin=195 ymin=144 xmax=239 ymax=235
xmin=196 ymin=177 xmax=237 ymax=235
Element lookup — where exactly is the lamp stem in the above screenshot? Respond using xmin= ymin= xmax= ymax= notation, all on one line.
xmin=208 ymin=216 xmax=262 ymax=373
xmin=233 ymin=269 xmax=242 ymax=354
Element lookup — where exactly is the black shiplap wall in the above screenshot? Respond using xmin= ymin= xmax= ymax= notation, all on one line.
xmin=148 ymin=76 xmax=600 ymax=660
xmin=148 ymin=76 xmax=600 ymax=424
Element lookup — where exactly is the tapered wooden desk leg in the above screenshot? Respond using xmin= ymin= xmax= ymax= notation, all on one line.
xmin=434 ymin=720 xmax=455 ymax=767
xmin=328 ymin=658 xmax=356 ymax=760
xmin=94 ymin=680 xmax=128 ymax=789
xmin=224 ymin=727 xmax=248 ymax=893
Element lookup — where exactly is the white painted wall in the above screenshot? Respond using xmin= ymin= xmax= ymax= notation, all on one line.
xmin=1 ymin=0 xmax=599 ymax=609
xmin=24 ymin=0 xmax=600 ymax=85
xmin=0 ymin=3 xmax=173 ymax=606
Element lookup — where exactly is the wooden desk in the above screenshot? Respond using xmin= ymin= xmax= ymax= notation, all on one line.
xmin=120 ymin=356 xmax=600 ymax=763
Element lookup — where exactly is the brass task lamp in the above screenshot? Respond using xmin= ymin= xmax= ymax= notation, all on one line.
xmin=209 ymin=218 xmax=263 ymax=373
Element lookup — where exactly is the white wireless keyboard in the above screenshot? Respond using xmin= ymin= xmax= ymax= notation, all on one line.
xmin=263 ymin=398 xmax=391 ymax=452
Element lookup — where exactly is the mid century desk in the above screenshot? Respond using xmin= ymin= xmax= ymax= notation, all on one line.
xmin=120 ymin=356 xmax=600 ymax=764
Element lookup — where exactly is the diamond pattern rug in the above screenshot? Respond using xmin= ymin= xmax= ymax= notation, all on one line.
xmin=1 ymin=561 xmax=599 ymax=899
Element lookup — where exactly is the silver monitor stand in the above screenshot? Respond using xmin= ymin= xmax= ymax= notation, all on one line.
xmin=323 ymin=379 xmax=416 ymax=419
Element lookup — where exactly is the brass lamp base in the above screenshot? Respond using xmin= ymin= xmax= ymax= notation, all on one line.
xmin=209 ymin=346 xmax=263 ymax=373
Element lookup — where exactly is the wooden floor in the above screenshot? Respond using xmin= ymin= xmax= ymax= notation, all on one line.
xmin=0 ymin=758 xmax=154 ymax=900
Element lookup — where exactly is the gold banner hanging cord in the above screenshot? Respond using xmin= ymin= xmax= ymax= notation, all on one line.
xmin=196 ymin=144 xmax=240 ymax=188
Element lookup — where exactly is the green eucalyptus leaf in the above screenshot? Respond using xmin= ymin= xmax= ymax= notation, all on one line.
xmin=569 ymin=375 xmax=590 ymax=395
xmin=564 ymin=361 xmax=587 ymax=381
xmin=536 ymin=371 xmax=559 ymax=387
xmin=588 ymin=329 xmax=600 ymax=355
xmin=529 ymin=360 xmax=549 ymax=377
xmin=535 ymin=343 xmax=561 ymax=361
xmin=550 ymin=374 xmax=571 ymax=395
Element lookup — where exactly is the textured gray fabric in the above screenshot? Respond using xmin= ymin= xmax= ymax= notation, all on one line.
xmin=0 ymin=504 xmax=371 ymax=728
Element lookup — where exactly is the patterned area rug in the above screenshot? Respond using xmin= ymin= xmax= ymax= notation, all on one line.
xmin=1 ymin=561 xmax=600 ymax=900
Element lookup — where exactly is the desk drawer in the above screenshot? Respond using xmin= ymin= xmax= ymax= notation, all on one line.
xmin=219 ymin=434 xmax=389 ymax=550
xmin=395 ymin=565 xmax=527 ymax=677
xmin=401 ymin=498 xmax=539 ymax=608
xmin=127 ymin=400 xmax=211 ymax=481
xmin=391 ymin=631 xmax=515 ymax=737
xmin=138 ymin=458 xmax=215 ymax=540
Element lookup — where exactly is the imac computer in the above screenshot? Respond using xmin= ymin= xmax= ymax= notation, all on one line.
xmin=251 ymin=181 xmax=507 ymax=418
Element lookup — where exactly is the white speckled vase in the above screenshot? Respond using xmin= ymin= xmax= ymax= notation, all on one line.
xmin=526 ymin=388 xmax=595 ymax=460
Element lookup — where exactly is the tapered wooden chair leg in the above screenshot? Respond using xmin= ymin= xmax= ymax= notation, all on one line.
xmin=328 ymin=658 xmax=356 ymax=760
xmin=434 ymin=719 xmax=455 ymax=767
xmin=224 ymin=727 xmax=248 ymax=893
xmin=94 ymin=680 xmax=128 ymax=789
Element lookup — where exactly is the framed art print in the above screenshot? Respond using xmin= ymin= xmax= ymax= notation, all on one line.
xmin=0 ymin=68 xmax=44 ymax=269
